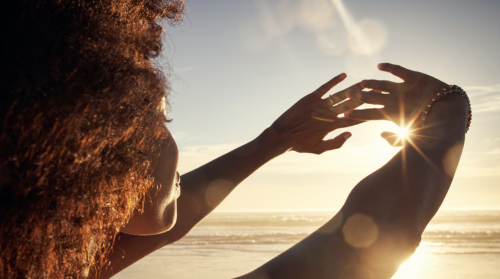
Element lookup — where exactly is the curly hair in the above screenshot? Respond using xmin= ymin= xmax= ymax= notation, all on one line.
xmin=0 ymin=0 xmax=185 ymax=278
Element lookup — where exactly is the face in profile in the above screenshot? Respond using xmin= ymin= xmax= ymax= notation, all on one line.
xmin=119 ymin=131 xmax=180 ymax=234
xmin=158 ymin=135 xmax=181 ymax=231
xmin=157 ymin=100 xmax=181 ymax=230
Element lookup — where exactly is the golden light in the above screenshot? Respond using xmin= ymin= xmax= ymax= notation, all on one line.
xmin=396 ymin=126 xmax=409 ymax=140
xmin=378 ymin=122 xmax=413 ymax=147
xmin=390 ymin=125 xmax=416 ymax=147
xmin=342 ymin=213 xmax=378 ymax=248
xmin=391 ymin=246 xmax=427 ymax=279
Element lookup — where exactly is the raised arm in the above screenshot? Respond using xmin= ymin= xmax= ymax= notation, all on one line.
xmin=98 ymin=74 xmax=363 ymax=278
xmin=240 ymin=63 xmax=469 ymax=278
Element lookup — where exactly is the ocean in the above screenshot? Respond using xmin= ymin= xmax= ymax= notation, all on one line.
xmin=114 ymin=210 xmax=500 ymax=279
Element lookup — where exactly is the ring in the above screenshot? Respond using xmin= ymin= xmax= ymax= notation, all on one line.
xmin=327 ymin=94 xmax=334 ymax=106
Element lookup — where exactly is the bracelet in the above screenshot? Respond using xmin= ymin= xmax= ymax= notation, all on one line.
xmin=420 ymin=85 xmax=472 ymax=133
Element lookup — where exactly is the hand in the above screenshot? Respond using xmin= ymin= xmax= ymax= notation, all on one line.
xmin=344 ymin=63 xmax=448 ymax=132
xmin=270 ymin=73 xmax=363 ymax=154
xmin=381 ymin=131 xmax=404 ymax=147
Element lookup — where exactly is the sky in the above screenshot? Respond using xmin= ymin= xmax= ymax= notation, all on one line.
xmin=159 ymin=0 xmax=500 ymax=211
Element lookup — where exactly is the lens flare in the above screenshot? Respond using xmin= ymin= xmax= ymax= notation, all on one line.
xmin=392 ymin=246 xmax=427 ymax=279
xmin=342 ymin=213 xmax=378 ymax=248
xmin=315 ymin=26 xmax=348 ymax=56
xmin=330 ymin=0 xmax=388 ymax=56
xmin=397 ymin=126 xmax=409 ymax=140
xmin=239 ymin=0 xmax=293 ymax=52
xmin=347 ymin=19 xmax=388 ymax=56
xmin=297 ymin=0 xmax=334 ymax=31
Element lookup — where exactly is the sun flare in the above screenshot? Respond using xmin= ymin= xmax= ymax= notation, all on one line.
xmin=391 ymin=246 xmax=427 ymax=279
xmin=396 ymin=127 xmax=409 ymax=140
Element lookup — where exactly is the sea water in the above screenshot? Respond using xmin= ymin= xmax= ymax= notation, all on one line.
xmin=114 ymin=210 xmax=500 ymax=279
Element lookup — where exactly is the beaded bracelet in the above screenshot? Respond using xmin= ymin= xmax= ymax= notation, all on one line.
xmin=420 ymin=85 xmax=472 ymax=133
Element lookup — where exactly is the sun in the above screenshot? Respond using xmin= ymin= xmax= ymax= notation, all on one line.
xmin=391 ymin=246 xmax=427 ymax=279
xmin=396 ymin=127 xmax=409 ymax=140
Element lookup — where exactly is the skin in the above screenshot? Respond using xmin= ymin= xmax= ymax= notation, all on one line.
xmin=239 ymin=63 xmax=468 ymax=278
xmin=120 ymin=131 xmax=181 ymax=235
xmin=98 ymin=64 xmax=469 ymax=278
xmin=98 ymin=73 xmax=363 ymax=278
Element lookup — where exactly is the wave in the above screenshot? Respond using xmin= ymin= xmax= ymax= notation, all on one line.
xmin=198 ymin=211 xmax=500 ymax=228
xmin=197 ymin=213 xmax=330 ymax=227
xmin=170 ymin=211 xmax=500 ymax=254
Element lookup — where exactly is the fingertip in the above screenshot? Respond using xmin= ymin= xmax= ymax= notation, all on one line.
xmin=344 ymin=111 xmax=350 ymax=118
xmin=377 ymin=63 xmax=385 ymax=70
xmin=344 ymin=133 xmax=352 ymax=140
xmin=339 ymin=73 xmax=347 ymax=80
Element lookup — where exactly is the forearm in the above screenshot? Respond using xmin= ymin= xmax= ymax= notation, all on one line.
xmin=99 ymin=75 xmax=361 ymax=278
xmin=346 ymin=93 xmax=468 ymax=233
xmin=335 ymin=93 xmax=467 ymax=275
xmin=171 ymin=127 xmax=289 ymax=241
xmin=97 ymin=128 xmax=287 ymax=278
xmin=242 ymin=94 xmax=468 ymax=279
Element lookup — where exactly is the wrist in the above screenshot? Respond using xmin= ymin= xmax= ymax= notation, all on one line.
xmin=258 ymin=127 xmax=292 ymax=157
xmin=412 ymin=93 xmax=468 ymax=150
xmin=420 ymin=85 xmax=471 ymax=132
xmin=424 ymin=91 xmax=469 ymax=128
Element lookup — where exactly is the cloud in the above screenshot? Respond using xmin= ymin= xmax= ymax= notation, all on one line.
xmin=454 ymin=146 xmax=500 ymax=177
xmin=464 ymin=84 xmax=500 ymax=113
xmin=472 ymin=95 xmax=500 ymax=113
xmin=239 ymin=0 xmax=388 ymax=58
xmin=464 ymin=84 xmax=500 ymax=96
xmin=455 ymin=156 xmax=500 ymax=177
xmin=485 ymin=148 xmax=500 ymax=155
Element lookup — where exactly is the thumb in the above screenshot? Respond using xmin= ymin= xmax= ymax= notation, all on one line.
xmin=381 ymin=131 xmax=403 ymax=147
xmin=315 ymin=132 xmax=352 ymax=153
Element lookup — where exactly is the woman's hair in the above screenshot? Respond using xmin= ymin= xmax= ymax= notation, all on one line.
xmin=0 ymin=0 xmax=184 ymax=277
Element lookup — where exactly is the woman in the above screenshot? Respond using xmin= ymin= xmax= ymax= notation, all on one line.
xmin=102 ymin=64 xmax=469 ymax=279
xmin=1 ymin=0 xmax=184 ymax=277
xmin=1 ymin=0 xmax=469 ymax=278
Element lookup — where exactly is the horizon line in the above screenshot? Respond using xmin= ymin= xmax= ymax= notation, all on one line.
xmin=213 ymin=207 xmax=500 ymax=213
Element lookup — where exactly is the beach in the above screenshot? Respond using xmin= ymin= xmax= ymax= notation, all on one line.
xmin=114 ymin=210 xmax=500 ymax=279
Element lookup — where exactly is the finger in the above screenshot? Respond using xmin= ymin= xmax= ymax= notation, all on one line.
xmin=315 ymin=132 xmax=352 ymax=153
xmin=311 ymin=73 xmax=347 ymax=98
xmin=327 ymin=82 xmax=364 ymax=104
xmin=330 ymin=99 xmax=363 ymax=115
xmin=313 ymin=99 xmax=363 ymax=122
xmin=377 ymin=63 xmax=414 ymax=81
xmin=344 ymin=108 xmax=390 ymax=121
xmin=324 ymin=118 xmax=364 ymax=130
xmin=345 ymin=90 xmax=391 ymax=105
xmin=360 ymin=79 xmax=401 ymax=92
xmin=381 ymin=131 xmax=404 ymax=147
